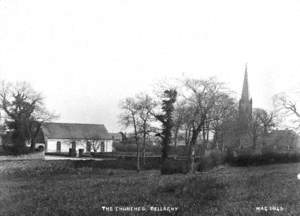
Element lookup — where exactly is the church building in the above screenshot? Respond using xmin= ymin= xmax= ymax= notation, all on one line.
xmin=238 ymin=65 xmax=253 ymax=148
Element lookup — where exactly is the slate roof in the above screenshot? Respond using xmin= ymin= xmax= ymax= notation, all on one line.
xmin=41 ymin=122 xmax=111 ymax=140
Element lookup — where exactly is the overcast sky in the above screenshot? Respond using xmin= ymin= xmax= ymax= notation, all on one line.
xmin=1 ymin=0 xmax=300 ymax=132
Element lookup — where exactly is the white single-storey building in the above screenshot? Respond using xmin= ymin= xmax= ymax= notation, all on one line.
xmin=41 ymin=122 xmax=113 ymax=153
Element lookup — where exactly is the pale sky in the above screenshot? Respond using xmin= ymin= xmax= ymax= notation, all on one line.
xmin=1 ymin=0 xmax=300 ymax=132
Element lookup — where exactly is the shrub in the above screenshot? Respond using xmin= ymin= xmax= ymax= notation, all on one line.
xmin=2 ymin=131 xmax=35 ymax=155
xmin=197 ymin=156 xmax=214 ymax=171
xmin=113 ymin=143 xmax=203 ymax=156
xmin=113 ymin=143 xmax=137 ymax=152
xmin=2 ymin=133 xmax=32 ymax=155
xmin=210 ymin=150 xmax=226 ymax=164
xmin=141 ymin=157 xmax=161 ymax=169
xmin=225 ymin=152 xmax=300 ymax=166
xmin=113 ymin=143 xmax=162 ymax=155
xmin=197 ymin=150 xmax=226 ymax=171
xmin=3 ymin=144 xmax=32 ymax=156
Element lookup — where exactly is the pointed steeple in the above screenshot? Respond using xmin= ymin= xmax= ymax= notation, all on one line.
xmin=241 ymin=64 xmax=250 ymax=101
xmin=238 ymin=64 xmax=253 ymax=149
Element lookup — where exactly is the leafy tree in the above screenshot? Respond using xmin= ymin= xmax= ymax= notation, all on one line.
xmin=154 ymin=89 xmax=177 ymax=163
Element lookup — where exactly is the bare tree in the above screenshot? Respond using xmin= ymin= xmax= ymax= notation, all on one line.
xmin=0 ymin=81 xmax=57 ymax=153
xmin=250 ymin=108 xmax=276 ymax=150
xmin=274 ymin=94 xmax=300 ymax=117
xmin=182 ymin=78 xmax=226 ymax=173
xmin=257 ymin=109 xmax=276 ymax=146
xmin=119 ymin=97 xmax=141 ymax=172
xmin=135 ymin=94 xmax=156 ymax=165
xmin=172 ymin=101 xmax=187 ymax=148
xmin=273 ymin=93 xmax=300 ymax=130
xmin=181 ymin=105 xmax=195 ymax=146
xmin=209 ymin=94 xmax=237 ymax=150
xmin=84 ymin=136 xmax=104 ymax=152
xmin=257 ymin=110 xmax=275 ymax=134
xmin=218 ymin=117 xmax=239 ymax=152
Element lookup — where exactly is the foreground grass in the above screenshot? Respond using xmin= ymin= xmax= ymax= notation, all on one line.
xmin=0 ymin=160 xmax=299 ymax=215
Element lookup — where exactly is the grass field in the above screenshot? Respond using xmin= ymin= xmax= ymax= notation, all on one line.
xmin=0 ymin=160 xmax=299 ymax=216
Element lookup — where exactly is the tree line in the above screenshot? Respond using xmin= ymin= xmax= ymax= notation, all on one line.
xmin=0 ymin=78 xmax=298 ymax=173
xmin=119 ymin=77 xmax=296 ymax=174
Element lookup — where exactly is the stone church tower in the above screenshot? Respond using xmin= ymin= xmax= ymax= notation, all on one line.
xmin=238 ymin=65 xmax=253 ymax=148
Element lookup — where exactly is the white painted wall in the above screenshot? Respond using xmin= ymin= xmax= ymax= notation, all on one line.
xmin=106 ymin=140 xmax=113 ymax=152
xmin=46 ymin=138 xmax=113 ymax=153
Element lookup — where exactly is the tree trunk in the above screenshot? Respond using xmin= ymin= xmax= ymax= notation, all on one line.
xmin=161 ymin=138 xmax=169 ymax=162
xmin=220 ymin=131 xmax=225 ymax=152
xmin=136 ymin=135 xmax=140 ymax=173
xmin=188 ymin=130 xmax=198 ymax=173
xmin=214 ymin=130 xmax=218 ymax=150
xmin=174 ymin=126 xmax=179 ymax=148
xmin=202 ymin=125 xmax=206 ymax=142
xmin=30 ymin=122 xmax=42 ymax=151
xmin=262 ymin=127 xmax=268 ymax=147
xmin=132 ymin=116 xmax=140 ymax=173
xmin=252 ymin=134 xmax=257 ymax=150
xmin=206 ymin=127 xmax=209 ymax=142
xmin=188 ymin=125 xmax=202 ymax=173
xmin=142 ymin=132 xmax=146 ymax=166
xmin=184 ymin=127 xmax=191 ymax=146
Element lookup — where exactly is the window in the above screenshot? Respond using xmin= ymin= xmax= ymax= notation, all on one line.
xmin=71 ymin=141 xmax=76 ymax=150
xmin=86 ymin=141 xmax=91 ymax=152
xmin=101 ymin=141 xmax=105 ymax=152
xmin=56 ymin=141 xmax=61 ymax=152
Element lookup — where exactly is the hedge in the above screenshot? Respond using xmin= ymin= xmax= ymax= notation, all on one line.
xmin=225 ymin=152 xmax=300 ymax=166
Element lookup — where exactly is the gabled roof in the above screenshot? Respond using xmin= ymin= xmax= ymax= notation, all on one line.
xmin=41 ymin=122 xmax=111 ymax=140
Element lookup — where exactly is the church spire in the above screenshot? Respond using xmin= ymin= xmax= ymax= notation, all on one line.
xmin=241 ymin=63 xmax=250 ymax=101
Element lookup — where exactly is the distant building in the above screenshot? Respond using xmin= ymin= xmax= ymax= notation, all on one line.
xmin=263 ymin=129 xmax=300 ymax=152
xmin=40 ymin=122 xmax=113 ymax=153
xmin=109 ymin=132 xmax=123 ymax=143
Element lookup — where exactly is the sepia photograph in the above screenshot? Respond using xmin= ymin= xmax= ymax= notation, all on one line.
xmin=0 ymin=0 xmax=300 ymax=215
